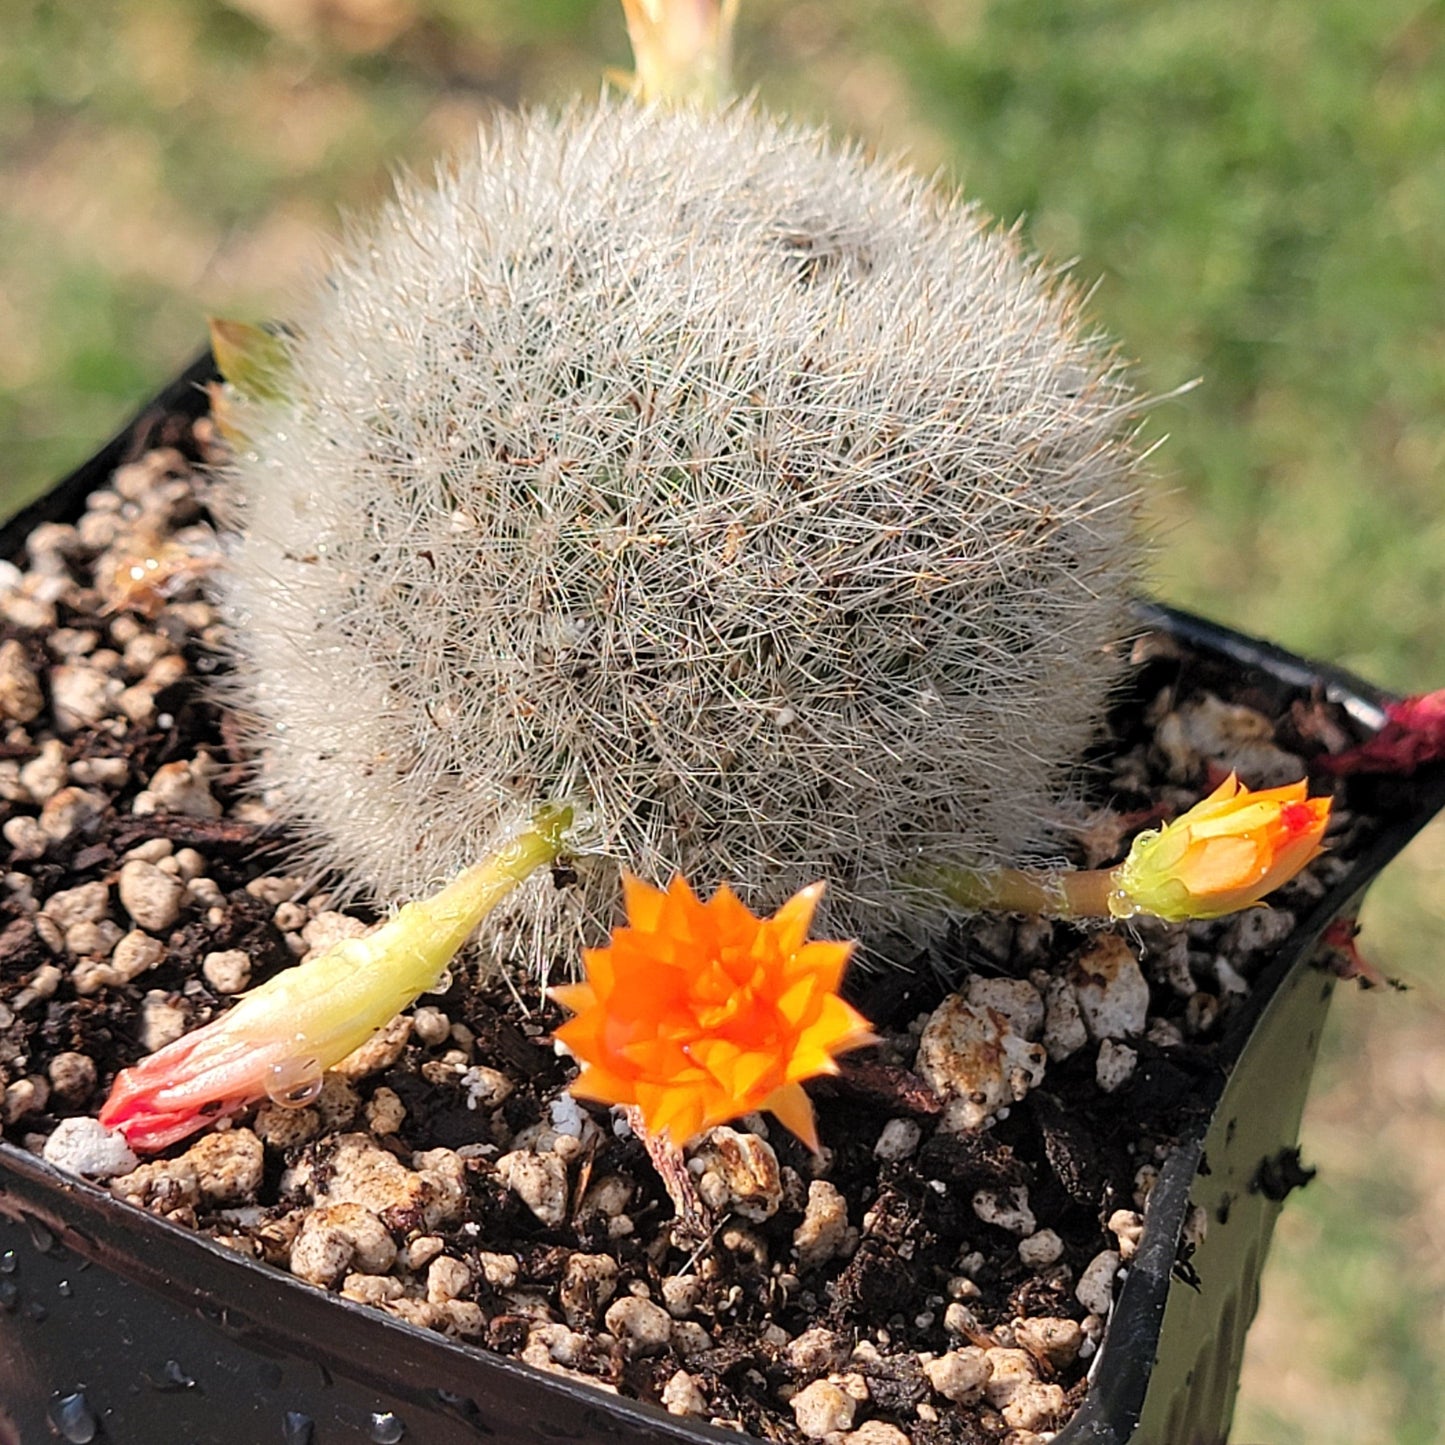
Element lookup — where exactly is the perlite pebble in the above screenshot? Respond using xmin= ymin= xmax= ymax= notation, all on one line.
xmin=789 ymin=1380 xmax=857 ymax=1439
xmin=560 ymin=1253 xmax=620 ymax=1325
xmin=202 ymin=948 xmax=252 ymax=994
xmin=661 ymin=1370 xmax=709 ymax=1417
xmin=184 ymin=1129 xmax=265 ymax=1205
xmin=603 ymin=1296 xmax=674 ymax=1356
xmin=1001 ymin=1380 xmax=1067 ymax=1433
xmin=922 ymin=1347 xmax=992 ymax=1404
xmin=139 ymin=990 xmax=189 ymax=1052
xmin=915 ymin=994 xmax=1047 ymax=1133
xmin=1017 ymin=1228 xmax=1064 ymax=1268
xmin=41 ymin=881 xmax=110 ymax=929
xmin=0 ymin=639 xmax=43 ymax=722
xmin=1075 ymin=1248 xmax=1121 ymax=1316
xmin=845 ymin=1422 xmax=911 ymax=1445
xmin=972 ymin=1186 xmax=1036 ymax=1237
xmin=1071 ymin=935 xmax=1150 ymax=1040
xmin=793 ymin=1179 xmax=856 ymax=1269
xmin=290 ymin=1202 xmax=397 ymax=1287
xmin=965 ymin=976 xmax=1044 ymax=1039
xmin=136 ymin=757 xmax=221 ymax=818
xmin=425 ymin=1255 xmax=474 ymax=1304
xmin=50 ymin=662 xmax=117 ymax=733
xmin=1014 ymin=1316 xmax=1083 ymax=1370
xmin=496 ymin=1149 xmax=570 ymax=1228
xmin=691 ymin=1126 xmax=783 ymax=1221
xmin=1108 ymin=1208 xmax=1145 ymax=1262
xmin=46 ymin=1050 xmax=98 ymax=1103
xmin=1095 ymin=1039 xmax=1137 ymax=1093
xmin=119 ymin=859 xmax=187 ymax=932
xmin=41 ymin=1117 xmax=139 ymax=1179
xmin=874 ymin=1118 xmax=922 ymax=1161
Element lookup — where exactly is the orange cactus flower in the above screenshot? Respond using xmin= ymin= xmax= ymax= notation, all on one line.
xmin=1110 ymin=773 xmax=1332 ymax=923
xmin=552 ymin=875 xmax=876 ymax=1152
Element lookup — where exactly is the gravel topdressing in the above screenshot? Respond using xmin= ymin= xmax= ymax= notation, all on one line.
xmin=0 ymin=397 xmax=1388 ymax=1445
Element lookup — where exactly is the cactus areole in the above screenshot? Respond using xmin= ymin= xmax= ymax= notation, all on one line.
xmin=219 ymin=97 xmax=1144 ymax=969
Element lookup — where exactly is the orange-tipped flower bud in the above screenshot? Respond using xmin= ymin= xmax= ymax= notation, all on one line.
xmin=1110 ymin=774 xmax=1331 ymax=923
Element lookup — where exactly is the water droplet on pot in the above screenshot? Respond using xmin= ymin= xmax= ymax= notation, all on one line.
xmin=369 ymin=1411 xmax=405 ymax=1443
xmin=150 ymin=1359 xmax=195 ymax=1392
xmin=282 ymin=1411 xmax=314 ymax=1445
xmin=0 ymin=1278 xmax=18 ymax=1311
xmin=0 ymin=1249 xmax=17 ymax=1274
xmin=26 ymin=1220 xmax=56 ymax=1254
xmin=56 ymin=1279 xmax=73 ymax=1298
xmin=265 ymin=1056 xmax=323 ymax=1109
xmin=49 ymin=1391 xmax=98 ymax=1444
xmin=25 ymin=1298 xmax=48 ymax=1323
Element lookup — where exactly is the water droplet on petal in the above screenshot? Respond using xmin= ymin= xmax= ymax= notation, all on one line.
xmin=49 ymin=1391 xmax=98 ymax=1444
xmin=369 ymin=1411 xmax=405 ymax=1444
xmin=266 ymin=1057 xmax=323 ymax=1109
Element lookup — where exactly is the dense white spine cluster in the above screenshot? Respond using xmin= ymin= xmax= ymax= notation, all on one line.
xmin=219 ymin=96 xmax=1143 ymax=969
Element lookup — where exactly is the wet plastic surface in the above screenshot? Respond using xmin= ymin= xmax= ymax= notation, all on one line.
xmin=3 ymin=361 xmax=1444 ymax=1445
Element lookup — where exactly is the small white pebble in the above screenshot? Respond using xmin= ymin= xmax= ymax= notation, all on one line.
xmin=922 ymin=1347 xmax=992 ymax=1404
xmin=365 ymin=1087 xmax=406 ymax=1136
xmin=139 ymin=990 xmax=189 ymax=1052
xmin=1107 ymin=1208 xmax=1145 ymax=1263
xmin=202 ymin=948 xmax=252 ymax=995
xmin=119 ymin=858 xmax=187 ymax=932
xmin=1095 ymin=1039 xmax=1137 ymax=1093
xmin=46 ymin=1051 xmax=98 ymax=1104
xmin=42 ymin=1117 xmax=139 ymax=1179
xmin=496 ymin=1150 xmax=569 ymax=1228
xmin=966 ymin=976 xmax=1044 ymax=1039
xmin=412 ymin=1005 xmax=452 ymax=1046
xmin=110 ymin=929 xmax=166 ymax=982
xmin=790 ymin=1379 xmax=856 ymax=1439
xmin=1071 ymin=935 xmax=1150 ymax=1041
xmin=793 ymin=1179 xmax=856 ymax=1269
xmin=661 ymin=1369 xmax=708 ymax=1417
xmin=1075 ymin=1248 xmax=1121 ymax=1316
xmin=972 ymin=1185 xmax=1035 ymax=1237
xmin=603 ymin=1295 xmax=673 ymax=1356
xmin=874 ymin=1118 xmax=922 ymax=1161
xmin=1017 ymin=1228 xmax=1064 ymax=1268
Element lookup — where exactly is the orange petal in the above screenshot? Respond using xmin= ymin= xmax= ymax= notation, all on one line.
xmin=761 ymin=1081 xmax=821 ymax=1153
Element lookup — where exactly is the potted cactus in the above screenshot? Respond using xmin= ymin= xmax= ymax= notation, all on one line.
xmin=2 ymin=5 xmax=1443 ymax=1443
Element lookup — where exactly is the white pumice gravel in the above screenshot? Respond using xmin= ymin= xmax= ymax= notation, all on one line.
xmin=790 ymin=1379 xmax=858 ymax=1438
xmin=1075 ymin=1249 xmax=1122 ymax=1316
xmin=1071 ymin=935 xmax=1150 ymax=1040
xmin=915 ymin=994 xmax=1048 ymax=1133
xmin=922 ymin=1347 xmax=993 ymax=1404
xmin=691 ymin=1126 xmax=784 ymax=1220
xmin=496 ymin=1149 xmax=570 ymax=1228
xmin=41 ymin=1116 xmax=139 ymax=1179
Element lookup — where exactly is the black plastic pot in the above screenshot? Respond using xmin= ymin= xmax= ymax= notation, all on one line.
xmin=3 ymin=363 xmax=1443 ymax=1445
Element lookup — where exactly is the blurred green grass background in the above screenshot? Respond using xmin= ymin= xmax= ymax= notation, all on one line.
xmin=2 ymin=1 xmax=1442 ymax=1438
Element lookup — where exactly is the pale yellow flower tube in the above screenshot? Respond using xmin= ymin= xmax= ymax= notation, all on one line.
xmin=101 ymin=806 xmax=572 ymax=1152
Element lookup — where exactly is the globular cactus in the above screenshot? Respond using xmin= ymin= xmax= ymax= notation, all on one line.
xmin=218 ymin=95 xmax=1144 ymax=971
